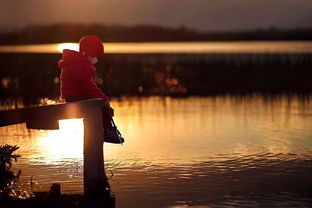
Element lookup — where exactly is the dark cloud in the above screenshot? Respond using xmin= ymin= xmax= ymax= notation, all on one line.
xmin=1 ymin=0 xmax=311 ymax=31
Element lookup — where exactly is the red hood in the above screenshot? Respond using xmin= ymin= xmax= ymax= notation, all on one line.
xmin=58 ymin=49 xmax=90 ymax=68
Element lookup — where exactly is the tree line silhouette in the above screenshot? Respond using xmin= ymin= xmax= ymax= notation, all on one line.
xmin=1 ymin=24 xmax=312 ymax=44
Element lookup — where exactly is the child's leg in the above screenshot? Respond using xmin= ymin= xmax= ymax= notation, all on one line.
xmin=102 ymin=107 xmax=112 ymax=130
xmin=102 ymin=107 xmax=124 ymax=144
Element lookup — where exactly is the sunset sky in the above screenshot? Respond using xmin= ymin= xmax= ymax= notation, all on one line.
xmin=1 ymin=0 xmax=312 ymax=31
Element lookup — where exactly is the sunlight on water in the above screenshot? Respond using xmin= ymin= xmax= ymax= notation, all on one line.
xmin=106 ymin=96 xmax=312 ymax=167
xmin=0 ymin=44 xmax=59 ymax=53
xmin=0 ymin=96 xmax=312 ymax=207
xmin=0 ymin=41 xmax=312 ymax=54
xmin=1 ymin=96 xmax=312 ymax=167
xmin=56 ymin=43 xmax=79 ymax=52
xmin=28 ymin=119 xmax=83 ymax=164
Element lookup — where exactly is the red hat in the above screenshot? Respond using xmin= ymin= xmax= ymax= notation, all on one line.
xmin=79 ymin=35 xmax=104 ymax=57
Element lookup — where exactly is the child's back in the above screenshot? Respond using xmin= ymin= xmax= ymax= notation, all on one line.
xmin=58 ymin=37 xmax=109 ymax=101
xmin=57 ymin=35 xmax=124 ymax=144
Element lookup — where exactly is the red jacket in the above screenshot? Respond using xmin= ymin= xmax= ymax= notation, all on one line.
xmin=58 ymin=49 xmax=109 ymax=101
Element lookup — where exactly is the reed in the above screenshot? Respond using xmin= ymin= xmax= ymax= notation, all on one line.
xmin=0 ymin=53 xmax=311 ymax=106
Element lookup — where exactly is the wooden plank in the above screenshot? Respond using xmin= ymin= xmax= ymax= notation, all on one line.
xmin=0 ymin=99 xmax=107 ymax=128
xmin=0 ymin=108 xmax=27 ymax=127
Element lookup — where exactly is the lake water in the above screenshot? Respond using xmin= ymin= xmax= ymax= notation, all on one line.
xmin=0 ymin=41 xmax=312 ymax=54
xmin=1 ymin=95 xmax=312 ymax=207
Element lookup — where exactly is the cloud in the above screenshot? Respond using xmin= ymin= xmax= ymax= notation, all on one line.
xmin=1 ymin=0 xmax=311 ymax=31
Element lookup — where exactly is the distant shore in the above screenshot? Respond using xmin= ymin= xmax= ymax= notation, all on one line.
xmin=1 ymin=24 xmax=312 ymax=45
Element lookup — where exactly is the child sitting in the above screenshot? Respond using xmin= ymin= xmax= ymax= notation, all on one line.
xmin=58 ymin=35 xmax=124 ymax=144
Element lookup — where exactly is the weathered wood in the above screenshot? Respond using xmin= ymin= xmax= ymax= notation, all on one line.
xmin=0 ymin=99 xmax=111 ymax=128
xmin=0 ymin=98 xmax=110 ymax=196
xmin=83 ymin=107 xmax=109 ymax=196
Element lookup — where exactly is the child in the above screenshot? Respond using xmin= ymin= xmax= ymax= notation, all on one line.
xmin=58 ymin=35 xmax=124 ymax=144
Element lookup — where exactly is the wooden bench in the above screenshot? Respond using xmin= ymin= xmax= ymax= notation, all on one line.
xmin=0 ymin=98 xmax=111 ymax=196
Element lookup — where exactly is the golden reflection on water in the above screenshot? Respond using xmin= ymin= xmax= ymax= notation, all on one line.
xmin=0 ymin=44 xmax=58 ymax=54
xmin=1 ymin=96 xmax=312 ymax=194
xmin=1 ymin=96 xmax=311 ymax=166
xmin=15 ymin=95 xmax=312 ymax=166
xmin=28 ymin=119 xmax=84 ymax=163
xmin=56 ymin=43 xmax=79 ymax=52
xmin=105 ymin=96 xmax=312 ymax=166
xmin=0 ymin=41 xmax=312 ymax=54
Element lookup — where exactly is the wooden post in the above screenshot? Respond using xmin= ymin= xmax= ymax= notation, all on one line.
xmin=83 ymin=105 xmax=109 ymax=196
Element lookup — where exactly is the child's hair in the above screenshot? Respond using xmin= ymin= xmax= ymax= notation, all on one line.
xmin=79 ymin=35 xmax=104 ymax=57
